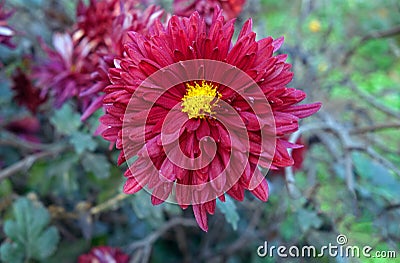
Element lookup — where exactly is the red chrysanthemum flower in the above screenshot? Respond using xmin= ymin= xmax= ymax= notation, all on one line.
xmin=33 ymin=0 xmax=164 ymax=118
xmin=78 ymin=246 xmax=129 ymax=263
xmin=12 ymin=68 xmax=47 ymax=114
xmin=0 ymin=1 xmax=15 ymax=49
xmin=100 ymin=11 xmax=321 ymax=231
xmin=174 ymin=0 xmax=246 ymax=25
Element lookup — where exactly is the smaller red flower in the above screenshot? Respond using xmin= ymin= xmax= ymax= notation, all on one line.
xmin=4 ymin=116 xmax=41 ymax=143
xmin=79 ymin=1 xmax=164 ymax=120
xmin=32 ymin=33 xmax=96 ymax=109
xmin=174 ymin=0 xmax=246 ymax=25
xmin=33 ymin=0 xmax=164 ymax=120
xmin=78 ymin=246 xmax=129 ymax=263
xmin=0 ymin=1 xmax=15 ymax=48
xmin=12 ymin=68 xmax=47 ymax=114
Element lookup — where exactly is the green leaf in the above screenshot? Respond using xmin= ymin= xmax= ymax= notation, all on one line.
xmin=131 ymin=191 xmax=164 ymax=224
xmin=34 ymin=226 xmax=60 ymax=259
xmin=130 ymin=191 xmax=181 ymax=227
xmin=50 ymin=103 xmax=81 ymax=135
xmin=296 ymin=208 xmax=323 ymax=233
xmin=0 ymin=197 xmax=60 ymax=262
xmin=279 ymin=213 xmax=297 ymax=241
xmin=217 ymin=196 xmax=240 ymax=231
xmin=0 ymin=179 xmax=12 ymax=198
xmin=46 ymin=240 xmax=90 ymax=263
xmin=0 ymin=243 xmax=24 ymax=263
xmin=353 ymin=152 xmax=400 ymax=200
xmin=32 ymin=154 xmax=81 ymax=196
xmin=46 ymin=154 xmax=79 ymax=178
xmin=81 ymin=153 xmax=111 ymax=179
xmin=69 ymin=132 xmax=97 ymax=155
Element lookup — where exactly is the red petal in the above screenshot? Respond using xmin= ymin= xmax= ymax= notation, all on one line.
xmin=204 ymin=200 xmax=216 ymax=215
xmin=227 ymin=183 xmax=244 ymax=201
xmin=160 ymin=158 xmax=176 ymax=181
xmin=283 ymin=102 xmax=322 ymax=119
xmin=272 ymin=36 xmax=284 ymax=52
xmin=123 ymin=178 xmax=143 ymax=194
xmin=250 ymin=179 xmax=269 ymax=201
xmin=193 ymin=204 xmax=208 ymax=232
xmin=151 ymin=195 xmax=164 ymax=205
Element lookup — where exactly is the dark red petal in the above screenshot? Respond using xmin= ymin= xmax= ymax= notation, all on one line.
xmin=185 ymin=118 xmax=201 ymax=131
xmin=227 ymin=183 xmax=244 ymax=201
xmin=282 ymin=102 xmax=322 ymax=119
xmin=237 ymin=19 xmax=253 ymax=40
xmin=273 ymin=139 xmax=295 ymax=167
xmin=151 ymin=195 xmax=165 ymax=205
xmin=123 ymin=177 xmax=143 ymax=194
xmin=204 ymin=200 xmax=216 ymax=215
xmin=196 ymin=120 xmax=210 ymax=140
xmin=272 ymin=36 xmax=284 ymax=52
xmin=209 ymin=155 xmax=226 ymax=193
xmin=250 ymin=179 xmax=269 ymax=201
xmin=193 ymin=204 xmax=208 ymax=232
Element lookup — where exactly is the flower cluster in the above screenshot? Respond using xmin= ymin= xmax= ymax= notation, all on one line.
xmin=100 ymin=11 xmax=321 ymax=231
xmin=174 ymin=0 xmax=246 ymax=25
xmin=33 ymin=0 xmax=164 ymax=119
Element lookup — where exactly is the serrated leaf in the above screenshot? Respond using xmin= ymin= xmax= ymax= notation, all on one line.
xmin=69 ymin=132 xmax=97 ymax=155
xmin=131 ymin=191 xmax=162 ymax=220
xmin=4 ymin=221 xmax=20 ymax=243
xmin=130 ymin=191 xmax=180 ymax=227
xmin=33 ymin=226 xmax=60 ymax=259
xmin=296 ymin=208 xmax=322 ymax=233
xmin=81 ymin=153 xmax=110 ymax=179
xmin=46 ymin=154 xmax=79 ymax=178
xmin=0 ymin=242 xmax=24 ymax=263
xmin=0 ymin=197 xmax=60 ymax=262
xmin=353 ymin=152 xmax=400 ymax=199
xmin=50 ymin=103 xmax=81 ymax=134
xmin=217 ymin=196 xmax=240 ymax=231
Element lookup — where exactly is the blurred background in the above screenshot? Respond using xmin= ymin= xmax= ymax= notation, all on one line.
xmin=0 ymin=0 xmax=399 ymax=262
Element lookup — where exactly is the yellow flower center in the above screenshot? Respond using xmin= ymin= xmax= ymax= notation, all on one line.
xmin=181 ymin=80 xmax=221 ymax=119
